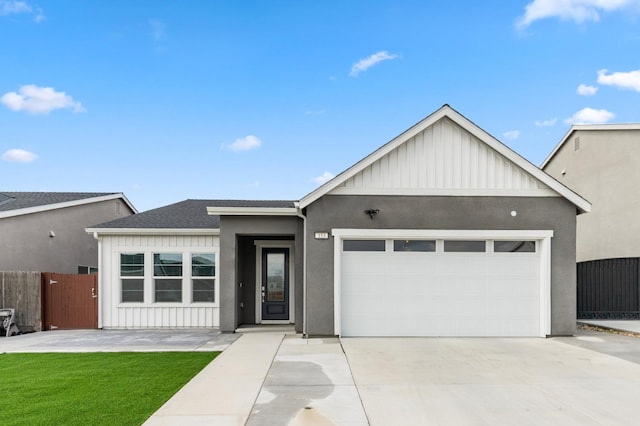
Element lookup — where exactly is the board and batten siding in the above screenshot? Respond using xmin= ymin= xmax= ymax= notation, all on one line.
xmin=98 ymin=234 xmax=220 ymax=328
xmin=332 ymin=117 xmax=555 ymax=196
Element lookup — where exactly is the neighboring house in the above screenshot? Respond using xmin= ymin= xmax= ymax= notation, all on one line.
xmin=88 ymin=105 xmax=590 ymax=337
xmin=1 ymin=192 xmax=136 ymax=274
xmin=542 ymin=124 xmax=640 ymax=318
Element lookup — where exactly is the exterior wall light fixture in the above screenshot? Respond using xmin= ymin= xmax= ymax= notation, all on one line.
xmin=364 ymin=209 xmax=379 ymax=219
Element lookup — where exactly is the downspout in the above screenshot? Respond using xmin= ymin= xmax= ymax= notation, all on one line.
xmin=92 ymin=232 xmax=103 ymax=329
xmin=294 ymin=202 xmax=308 ymax=337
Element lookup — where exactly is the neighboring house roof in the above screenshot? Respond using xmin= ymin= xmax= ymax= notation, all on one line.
xmin=0 ymin=192 xmax=137 ymax=219
xmin=541 ymin=123 xmax=640 ymax=170
xmin=299 ymin=104 xmax=591 ymax=213
xmin=87 ymin=199 xmax=296 ymax=234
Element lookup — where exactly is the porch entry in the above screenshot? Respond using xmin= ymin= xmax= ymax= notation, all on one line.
xmin=261 ymin=248 xmax=290 ymax=320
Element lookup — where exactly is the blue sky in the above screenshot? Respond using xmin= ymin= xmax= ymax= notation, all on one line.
xmin=2 ymin=0 xmax=640 ymax=212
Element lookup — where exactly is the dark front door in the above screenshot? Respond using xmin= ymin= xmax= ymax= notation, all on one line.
xmin=261 ymin=248 xmax=289 ymax=321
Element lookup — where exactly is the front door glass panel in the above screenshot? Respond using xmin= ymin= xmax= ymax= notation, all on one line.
xmin=266 ymin=253 xmax=285 ymax=302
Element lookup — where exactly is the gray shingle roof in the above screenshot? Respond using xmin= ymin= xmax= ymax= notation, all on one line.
xmin=89 ymin=199 xmax=296 ymax=229
xmin=0 ymin=192 xmax=120 ymax=212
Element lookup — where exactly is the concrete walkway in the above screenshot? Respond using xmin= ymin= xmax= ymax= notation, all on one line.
xmin=144 ymin=332 xmax=367 ymax=425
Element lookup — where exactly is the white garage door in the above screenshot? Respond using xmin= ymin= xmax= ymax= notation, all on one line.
xmin=340 ymin=237 xmax=542 ymax=337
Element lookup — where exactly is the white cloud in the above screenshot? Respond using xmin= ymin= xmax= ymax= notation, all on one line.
xmin=503 ymin=130 xmax=520 ymax=140
xmin=565 ymin=107 xmax=615 ymax=124
xmin=349 ymin=51 xmax=398 ymax=77
xmin=0 ymin=1 xmax=45 ymax=22
xmin=1 ymin=85 xmax=85 ymax=114
xmin=2 ymin=148 xmax=37 ymax=163
xmin=149 ymin=19 xmax=166 ymax=41
xmin=33 ymin=6 xmax=44 ymax=22
xmin=312 ymin=171 xmax=335 ymax=185
xmin=516 ymin=0 xmax=640 ymax=28
xmin=304 ymin=109 xmax=325 ymax=116
xmin=227 ymin=135 xmax=262 ymax=152
xmin=597 ymin=68 xmax=640 ymax=92
xmin=577 ymin=83 xmax=598 ymax=95
xmin=535 ymin=118 xmax=557 ymax=126
xmin=0 ymin=0 xmax=30 ymax=15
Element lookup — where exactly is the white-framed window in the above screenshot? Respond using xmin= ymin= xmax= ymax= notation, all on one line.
xmin=191 ymin=253 xmax=216 ymax=303
xmin=154 ymin=253 xmax=183 ymax=303
xmin=120 ymin=253 xmax=145 ymax=303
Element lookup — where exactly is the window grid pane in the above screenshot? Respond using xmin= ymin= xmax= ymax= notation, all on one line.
xmin=192 ymin=253 xmax=215 ymax=277
xmin=121 ymin=253 xmax=144 ymax=276
xmin=122 ymin=278 xmax=144 ymax=303
xmin=154 ymin=253 xmax=182 ymax=277
xmin=155 ymin=278 xmax=182 ymax=302
xmin=192 ymin=278 xmax=215 ymax=303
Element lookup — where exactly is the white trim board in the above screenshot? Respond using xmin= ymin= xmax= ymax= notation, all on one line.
xmin=331 ymin=228 xmax=553 ymax=338
xmin=207 ymin=206 xmax=298 ymax=216
xmin=87 ymin=228 xmax=220 ymax=236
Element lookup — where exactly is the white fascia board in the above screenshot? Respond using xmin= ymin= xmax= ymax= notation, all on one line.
xmin=206 ymin=206 xmax=298 ymax=216
xmin=329 ymin=187 xmax=560 ymax=197
xmin=300 ymin=105 xmax=590 ymax=213
xmin=86 ymin=227 xmax=220 ymax=236
xmin=331 ymin=228 xmax=554 ymax=239
xmin=0 ymin=193 xmax=137 ymax=219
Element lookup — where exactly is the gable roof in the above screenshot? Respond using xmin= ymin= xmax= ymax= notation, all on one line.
xmin=0 ymin=192 xmax=137 ymax=219
xmin=541 ymin=123 xmax=640 ymax=170
xmin=299 ymin=105 xmax=591 ymax=213
xmin=87 ymin=199 xmax=296 ymax=234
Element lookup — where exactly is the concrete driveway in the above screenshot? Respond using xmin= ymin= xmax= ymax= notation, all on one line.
xmin=342 ymin=333 xmax=640 ymax=425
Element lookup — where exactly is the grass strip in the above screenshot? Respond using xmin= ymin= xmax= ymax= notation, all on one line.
xmin=0 ymin=351 xmax=218 ymax=426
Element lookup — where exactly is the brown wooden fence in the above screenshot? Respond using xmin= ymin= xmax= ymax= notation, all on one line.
xmin=42 ymin=273 xmax=98 ymax=330
xmin=0 ymin=271 xmax=42 ymax=332
xmin=577 ymin=257 xmax=640 ymax=319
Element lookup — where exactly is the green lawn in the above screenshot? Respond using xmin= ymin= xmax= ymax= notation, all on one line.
xmin=0 ymin=352 xmax=218 ymax=426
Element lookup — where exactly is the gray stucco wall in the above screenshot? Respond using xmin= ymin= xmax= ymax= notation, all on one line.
xmin=0 ymin=199 xmax=134 ymax=274
xmin=543 ymin=129 xmax=640 ymax=262
xmin=304 ymin=195 xmax=578 ymax=336
xmin=219 ymin=216 xmax=303 ymax=333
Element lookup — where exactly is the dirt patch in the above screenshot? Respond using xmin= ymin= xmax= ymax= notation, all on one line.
xmin=577 ymin=322 xmax=640 ymax=338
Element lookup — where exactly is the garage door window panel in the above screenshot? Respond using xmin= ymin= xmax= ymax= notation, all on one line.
xmin=393 ymin=240 xmax=435 ymax=252
xmin=343 ymin=240 xmax=386 ymax=252
xmin=494 ymin=240 xmax=536 ymax=253
xmin=444 ymin=240 xmax=486 ymax=252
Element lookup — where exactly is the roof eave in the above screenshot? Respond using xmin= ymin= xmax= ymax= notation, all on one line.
xmin=0 ymin=193 xmax=137 ymax=219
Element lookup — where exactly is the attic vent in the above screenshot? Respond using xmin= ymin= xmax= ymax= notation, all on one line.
xmin=574 ymin=137 xmax=580 ymax=151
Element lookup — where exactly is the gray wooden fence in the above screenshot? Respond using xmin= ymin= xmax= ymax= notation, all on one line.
xmin=0 ymin=271 xmax=42 ymax=332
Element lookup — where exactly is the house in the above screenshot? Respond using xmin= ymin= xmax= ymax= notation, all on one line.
xmin=87 ymin=105 xmax=590 ymax=337
xmin=542 ymin=124 xmax=640 ymax=318
xmin=1 ymin=192 xmax=136 ymax=274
